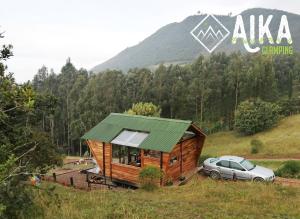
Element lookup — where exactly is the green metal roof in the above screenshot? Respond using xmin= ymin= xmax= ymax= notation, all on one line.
xmin=81 ymin=113 xmax=193 ymax=152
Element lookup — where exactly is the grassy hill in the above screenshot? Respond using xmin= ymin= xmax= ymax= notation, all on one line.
xmin=31 ymin=178 xmax=300 ymax=219
xmin=27 ymin=115 xmax=300 ymax=219
xmin=202 ymin=114 xmax=300 ymax=158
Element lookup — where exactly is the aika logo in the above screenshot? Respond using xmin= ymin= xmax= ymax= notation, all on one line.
xmin=190 ymin=15 xmax=230 ymax=53
xmin=191 ymin=14 xmax=293 ymax=54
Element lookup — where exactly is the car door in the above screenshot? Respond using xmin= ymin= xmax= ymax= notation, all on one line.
xmin=230 ymin=161 xmax=249 ymax=180
xmin=216 ymin=160 xmax=233 ymax=179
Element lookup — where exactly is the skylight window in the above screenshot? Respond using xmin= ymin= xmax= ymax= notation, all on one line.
xmin=111 ymin=130 xmax=148 ymax=147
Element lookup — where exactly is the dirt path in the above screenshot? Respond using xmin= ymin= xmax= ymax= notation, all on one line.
xmin=247 ymin=158 xmax=300 ymax=161
xmin=275 ymin=177 xmax=300 ymax=188
xmin=244 ymin=154 xmax=300 ymax=160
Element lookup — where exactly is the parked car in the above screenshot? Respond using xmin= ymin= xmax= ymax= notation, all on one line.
xmin=203 ymin=155 xmax=275 ymax=182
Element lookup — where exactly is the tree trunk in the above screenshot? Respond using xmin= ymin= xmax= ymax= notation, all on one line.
xmin=195 ymin=96 xmax=198 ymax=121
xmin=235 ymin=82 xmax=239 ymax=111
xmin=66 ymin=96 xmax=71 ymax=154
xmin=50 ymin=116 xmax=54 ymax=144
xmin=200 ymin=93 xmax=204 ymax=127
xmin=42 ymin=112 xmax=45 ymax=131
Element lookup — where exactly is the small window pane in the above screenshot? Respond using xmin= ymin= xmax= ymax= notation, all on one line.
xmin=129 ymin=132 xmax=148 ymax=145
xmin=111 ymin=130 xmax=148 ymax=147
xmin=169 ymin=156 xmax=178 ymax=166
xmin=114 ymin=130 xmax=134 ymax=142
xmin=112 ymin=144 xmax=141 ymax=167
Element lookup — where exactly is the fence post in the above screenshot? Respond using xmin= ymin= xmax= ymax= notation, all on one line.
xmin=79 ymin=140 xmax=82 ymax=157
xmin=53 ymin=173 xmax=56 ymax=182
xmin=86 ymin=173 xmax=89 ymax=182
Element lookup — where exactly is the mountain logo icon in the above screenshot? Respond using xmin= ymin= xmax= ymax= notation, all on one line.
xmin=190 ymin=15 xmax=230 ymax=53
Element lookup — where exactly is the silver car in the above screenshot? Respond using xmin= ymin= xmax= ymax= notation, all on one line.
xmin=203 ymin=156 xmax=275 ymax=182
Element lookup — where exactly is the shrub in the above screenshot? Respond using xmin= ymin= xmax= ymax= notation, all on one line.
xmin=250 ymin=139 xmax=264 ymax=154
xmin=275 ymin=161 xmax=300 ymax=179
xmin=125 ymin=102 xmax=161 ymax=117
xmin=198 ymin=154 xmax=212 ymax=165
xmin=235 ymin=99 xmax=281 ymax=135
xmin=201 ymin=120 xmax=227 ymax=134
xmin=278 ymin=97 xmax=300 ymax=116
xmin=139 ymin=166 xmax=163 ymax=191
xmin=165 ymin=176 xmax=173 ymax=186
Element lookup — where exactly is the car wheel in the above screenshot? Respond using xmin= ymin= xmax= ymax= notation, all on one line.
xmin=253 ymin=177 xmax=264 ymax=182
xmin=210 ymin=171 xmax=221 ymax=180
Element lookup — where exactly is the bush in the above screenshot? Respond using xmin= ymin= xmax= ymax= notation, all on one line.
xmin=165 ymin=176 xmax=173 ymax=186
xmin=201 ymin=120 xmax=228 ymax=134
xmin=198 ymin=154 xmax=212 ymax=165
xmin=275 ymin=161 xmax=300 ymax=179
xmin=250 ymin=139 xmax=264 ymax=154
xmin=278 ymin=97 xmax=300 ymax=116
xmin=125 ymin=102 xmax=161 ymax=117
xmin=235 ymin=99 xmax=281 ymax=135
xmin=139 ymin=166 xmax=163 ymax=191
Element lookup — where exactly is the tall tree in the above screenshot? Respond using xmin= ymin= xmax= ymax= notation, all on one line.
xmin=190 ymin=55 xmax=212 ymax=126
xmin=0 ymin=35 xmax=61 ymax=218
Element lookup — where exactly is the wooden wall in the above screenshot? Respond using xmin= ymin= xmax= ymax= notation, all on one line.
xmin=104 ymin=143 xmax=111 ymax=177
xmin=143 ymin=156 xmax=160 ymax=168
xmin=111 ymin=163 xmax=140 ymax=184
xmin=181 ymin=137 xmax=201 ymax=173
xmin=164 ymin=136 xmax=204 ymax=182
xmin=86 ymin=140 xmax=111 ymax=177
xmin=87 ymin=140 xmax=103 ymax=170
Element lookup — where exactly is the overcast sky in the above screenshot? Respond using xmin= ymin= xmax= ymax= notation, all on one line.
xmin=0 ymin=0 xmax=299 ymax=83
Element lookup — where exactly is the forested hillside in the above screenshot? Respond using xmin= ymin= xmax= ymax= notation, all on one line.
xmin=32 ymin=53 xmax=300 ymax=154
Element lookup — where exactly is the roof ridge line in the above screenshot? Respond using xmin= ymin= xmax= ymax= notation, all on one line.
xmin=110 ymin=113 xmax=192 ymax=124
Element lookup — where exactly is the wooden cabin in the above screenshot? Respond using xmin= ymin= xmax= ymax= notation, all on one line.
xmin=82 ymin=113 xmax=206 ymax=186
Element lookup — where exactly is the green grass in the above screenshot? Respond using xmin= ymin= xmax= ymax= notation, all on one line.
xmin=250 ymin=160 xmax=290 ymax=171
xmin=29 ymin=177 xmax=300 ymax=219
xmin=203 ymin=114 xmax=300 ymax=158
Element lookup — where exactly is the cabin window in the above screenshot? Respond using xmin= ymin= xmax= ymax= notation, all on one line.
xmin=144 ymin=150 xmax=160 ymax=159
xmin=111 ymin=130 xmax=149 ymax=147
xmin=112 ymin=144 xmax=141 ymax=167
xmin=169 ymin=155 xmax=178 ymax=166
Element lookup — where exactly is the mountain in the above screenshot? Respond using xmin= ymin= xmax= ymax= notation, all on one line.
xmin=92 ymin=8 xmax=300 ymax=73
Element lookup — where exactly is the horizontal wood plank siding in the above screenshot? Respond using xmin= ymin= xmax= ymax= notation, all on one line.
xmin=166 ymin=136 xmax=203 ymax=181
xmin=104 ymin=143 xmax=111 ymax=177
xmin=181 ymin=137 xmax=200 ymax=173
xmin=143 ymin=156 xmax=160 ymax=168
xmin=166 ymin=143 xmax=181 ymax=181
xmin=111 ymin=163 xmax=140 ymax=184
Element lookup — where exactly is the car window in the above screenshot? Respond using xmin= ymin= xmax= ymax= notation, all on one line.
xmin=216 ymin=160 xmax=230 ymax=168
xmin=230 ymin=162 xmax=245 ymax=171
xmin=240 ymin=159 xmax=256 ymax=171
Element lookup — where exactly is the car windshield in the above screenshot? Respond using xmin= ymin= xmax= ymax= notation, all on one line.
xmin=240 ymin=159 xmax=256 ymax=170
